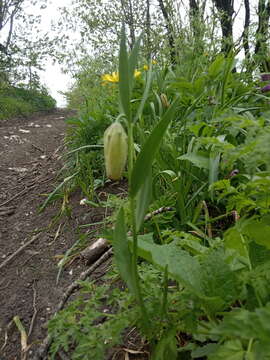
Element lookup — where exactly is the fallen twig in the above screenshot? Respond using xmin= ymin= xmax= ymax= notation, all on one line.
xmin=0 ymin=183 xmax=35 ymax=208
xmin=28 ymin=282 xmax=38 ymax=338
xmin=31 ymin=143 xmax=45 ymax=153
xmin=144 ymin=206 xmax=174 ymax=222
xmin=31 ymin=247 xmax=113 ymax=360
xmin=0 ymin=234 xmax=40 ymax=271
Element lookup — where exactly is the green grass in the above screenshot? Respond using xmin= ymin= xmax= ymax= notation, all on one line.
xmin=0 ymin=85 xmax=56 ymax=120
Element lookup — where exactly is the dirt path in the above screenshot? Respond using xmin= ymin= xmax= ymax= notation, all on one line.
xmin=0 ymin=110 xmax=107 ymax=359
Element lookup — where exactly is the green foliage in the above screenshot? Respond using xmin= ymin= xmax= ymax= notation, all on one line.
xmin=51 ymin=20 xmax=270 ymax=360
xmin=0 ymin=85 xmax=56 ymax=120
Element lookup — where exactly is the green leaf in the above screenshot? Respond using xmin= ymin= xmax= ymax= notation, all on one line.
xmin=208 ymin=340 xmax=245 ymax=360
xmin=213 ymin=304 xmax=270 ymax=343
xmin=134 ymin=63 xmax=153 ymax=123
xmin=208 ymin=55 xmax=225 ymax=78
xmin=128 ymin=235 xmax=204 ymax=295
xmin=151 ymin=329 xmax=178 ymax=360
xmin=128 ymin=33 xmax=142 ymax=91
xmin=209 ymin=153 xmax=220 ymax=186
xmin=178 ymin=152 xmax=209 ymax=170
xmin=130 ymin=97 xmax=179 ymax=197
xmin=224 ymin=227 xmax=249 ymax=259
xmin=113 ymin=207 xmax=135 ymax=294
xmin=191 ymin=343 xmax=220 ymax=358
xmin=136 ymin=169 xmax=152 ymax=231
xmin=199 ymin=248 xmax=240 ymax=313
xmin=119 ymin=25 xmax=130 ymax=121
xmin=244 ymin=216 xmax=270 ymax=249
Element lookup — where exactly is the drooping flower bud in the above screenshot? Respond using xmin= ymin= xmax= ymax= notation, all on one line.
xmin=104 ymin=122 xmax=128 ymax=180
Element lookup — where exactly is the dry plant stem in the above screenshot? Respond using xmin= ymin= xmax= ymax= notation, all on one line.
xmin=0 ymin=186 xmax=33 ymax=208
xmin=0 ymin=234 xmax=40 ymax=271
xmin=28 ymin=283 xmax=38 ymax=338
xmin=144 ymin=206 xmax=173 ymax=221
xmin=31 ymin=248 xmax=113 ymax=360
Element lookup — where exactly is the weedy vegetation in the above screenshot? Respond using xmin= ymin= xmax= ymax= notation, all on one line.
xmin=45 ymin=3 xmax=270 ymax=360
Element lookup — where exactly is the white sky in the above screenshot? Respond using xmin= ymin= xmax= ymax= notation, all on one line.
xmin=35 ymin=0 xmax=73 ymax=107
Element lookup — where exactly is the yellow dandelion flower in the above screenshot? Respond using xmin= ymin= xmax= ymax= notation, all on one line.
xmin=143 ymin=65 xmax=149 ymax=71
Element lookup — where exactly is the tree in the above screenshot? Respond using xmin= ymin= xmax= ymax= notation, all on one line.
xmin=212 ymin=0 xmax=234 ymax=54
xmin=158 ymin=0 xmax=176 ymax=63
xmin=0 ymin=0 xmax=24 ymax=54
xmin=0 ymin=0 xmax=53 ymax=87
xmin=242 ymin=0 xmax=250 ymax=59
xmin=255 ymin=0 xmax=270 ymax=71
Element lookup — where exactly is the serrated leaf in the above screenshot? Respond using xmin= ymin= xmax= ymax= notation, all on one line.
xmin=208 ymin=340 xmax=245 ymax=360
xmin=128 ymin=235 xmax=204 ymax=295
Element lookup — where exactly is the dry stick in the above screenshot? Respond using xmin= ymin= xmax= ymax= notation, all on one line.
xmin=0 ymin=234 xmax=40 ymax=271
xmin=31 ymin=143 xmax=45 ymax=153
xmin=31 ymin=248 xmax=113 ymax=360
xmin=0 ymin=183 xmax=35 ymax=208
xmin=144 ymin=206 xmax=174 ymax=222
xmin=28 ymin=283 xmax=38 ymax=338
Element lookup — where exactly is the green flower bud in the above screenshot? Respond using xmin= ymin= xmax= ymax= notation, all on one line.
xmin=104 ymin=122 xmax=128 ymax=180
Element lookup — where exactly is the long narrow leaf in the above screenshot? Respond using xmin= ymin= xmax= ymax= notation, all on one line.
xmin=136 ymin=169 xmax=152 ymax=231
xmin=130 ymin=97 xmax=179 ymax=197
xmin=129 ymin=33 xmax=142 ymax=91
xmin=134 ymin=65 xmax=153 ymax=123
xmin=119 ymin=25 xmax=131 ymax=121
xmin=113 ymin=207 xmax=136 ymax=295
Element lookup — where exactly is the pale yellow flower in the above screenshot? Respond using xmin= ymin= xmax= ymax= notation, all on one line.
xmin=152 ymin=59 xmax=157 ymax=64
xmin=104 ymin=122 xmax=128 ymax=180
xmin=143 ymin=65 xmax=149 ymax=71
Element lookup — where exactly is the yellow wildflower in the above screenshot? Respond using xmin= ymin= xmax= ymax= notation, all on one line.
xmin=143 ymin=65 xmax=149 ymax=71
xmin=152 ymin=59 xmax=157 ymax=64
xmin=102 ymin=71 xmax=119 ymax=83
xmin=134 ymin=70 xmax=141 ymax=78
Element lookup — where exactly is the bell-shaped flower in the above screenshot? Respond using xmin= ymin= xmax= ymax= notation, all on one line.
xmin=104 ymin=122 xmax=128 ymax=180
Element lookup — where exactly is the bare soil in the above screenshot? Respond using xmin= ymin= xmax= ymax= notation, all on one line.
xmin=0 ymin=110 xmax=112 ymax=360
xmin=0 ymin=110 xmax=149 ymax=360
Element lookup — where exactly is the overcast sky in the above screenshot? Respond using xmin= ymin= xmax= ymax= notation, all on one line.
xmin=27 ymin=0 xmax=257 ymax=107
xmin=30 ymin=0 xmax=73 ymax=107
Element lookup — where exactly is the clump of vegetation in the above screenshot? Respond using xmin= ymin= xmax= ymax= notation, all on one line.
xmin=0 ymin=85 xmax=56 ymax=120
xmin=44 ymin=1 xmax=270 ymax=359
